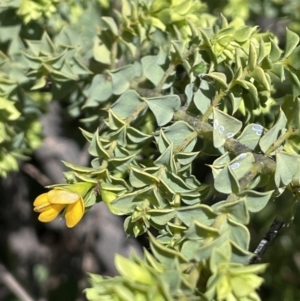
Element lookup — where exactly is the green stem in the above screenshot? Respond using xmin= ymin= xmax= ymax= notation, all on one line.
xmin=172 ymin=194 xmax=183 ymax=242
xmin=201 ymin=89 xmax=228 ymax=122
xmin=239 ymin=162 xmax=263 ymax=190
xmin=99 ymin=140 xmax=117 ymax=170
xmin=265 ymin=127 xmax=296 ymax=155
xmin=110 ymin=40 xmax=118 ymax=69
xmin=225 ymin=162 xmax=264 ymax=203
xmin=174 ymin=131 xmax=198 ymax=153
xmin=203 ymin=213 xmax=227 ymax=245
xmin=155 ymin=44 xmax=197 ymax=95
xmin=155 ymin=64 xmax=176 ymax=94
xmin=212 ymin=213 xmax=227 ymax=229
xmin=201 ymin=66 xmax=251 ymax=123
xmin=126 ymin=102 xmax=148 ymax=124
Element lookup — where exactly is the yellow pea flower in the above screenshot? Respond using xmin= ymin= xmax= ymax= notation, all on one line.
xmin=33 ymin=188 xmax=85 ymax=228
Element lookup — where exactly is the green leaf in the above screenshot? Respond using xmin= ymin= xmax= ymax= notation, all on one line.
xmin=182 ymin=234 xmax=228 ymax=261
xmin=108 ymin=153 xmax=136 ymax=172
xmin=185 ymin=83 xmax=194 ymax=105
xmin=233 ymin=26 xmax=254 ymax=43
xmin=275 ymin=151 xmax=300 ymax=187
xmin=285 ymin=68 xmax=300 ymax=98
xmin=176 ymin=151 xmax=199 ymax=165
xmin=166 ymin=222 xmax=186 ymax=237
xmin=180 ymin=192 xmax=201 ymax=205
xmin=242 ymin=81 xmax=259 ymax=101
xmin=161 ymin=171 xmax=193 ymax=194
xmin=230 ymin=241 xmax=253 ymax=263
xmin=129 ymin=167 xmax=159 ymax=188
xmin=286 ymin=46 xmax=300 ymax=70
xmin=154 ymin=144 xmax=176 ymax=171
xmin=260 ymin=56 xmax=272 ymax=70
xmin=251 ymin=66 xmax=270 ymax=90
xmin=185 ymin=220 xmax=220 ymax=240
xmin=211 ymin=242 xmax=231 ymax=270
xmin=200 ymin=28 xmax=213 ymax=47
xmin=193 ymin=79 xmax=214 ymax=115
xmin=108 ymin=109 xmax=125 ymax=130
xmin=162 ymin=121 xmax=196 ymax=152
xmin=93 ymin=37 xmax=111 ymax=64
xmin=101 ymin=189 xmax=119 ymax=213
xmin=141 ymin=49 xmax=171 ymax=88
xmin=84 ymin=189 xmax=97 ymax=207
xmin=284 ymin=28 xmax=300 ymax=58
xmin=40 ymin=32 xmax=55 ymax=56
xmin=269 ymin=38 xmax=282 ymax=62
xmin=144 ymin=250 xmax=164 ymax=273
xmin=237 ymin=123 xmax=264 ymax=150
xmin=229 ymin=263 xmax=267 ymax=275
xmin=206 ymin=72 xmax=227 ymax=89
xmin=213 ymin=108 xmax=242 ymax=148
xmin=171 ymin=41 xmax=185 ymax=62
xmin=102 ymin=16 xmax=119 ymax=36
xmin=228 ymin=152 xmax=255 ymax=180
xmin=259 ymin=110 xmax=287 ymax=153
xmin=110 ymin=193 xmax=140 ymax=215
xmin=213 ymin=165 xmax=240 ymax=194
xmin=248 ymin=42 xmax=257 ymax=71
xmin=8 ymin=65 xmax=28 ymax=84
xmin=115 ymin=254 xmax=154 ymax=285
xmin=242 ymin=190 xmax=273 ymax=212
xmin=213 ymin=152 xmax=231 ymax=166
xmin=148 ymin=209 xmax=176 ymax=226
xmin=114 ymin=285 xmax=135 ymax=301
xmin=25 ymin=40 xmax=41 ymax=56
xmin=127 ymin=127 xmax=152 ymax=144
xmin=270 ymin=63 xmax=284 ymax=81
xmin=257 ymin=38 xmax=266 ymax=64
xmin=108 ymin=64 xmax=138 ymax=95
xmin=176 ymin=204 xmax=217 ymax=226
xmin=230 ymin=274 xmax=263 ymax=297
xmin=111 ymin=90 xmax=144 ymax=118
xmin=159 ymin=268 xmax=181 ymax=296
xmin=146 ymin=95 xmax=180 ymax=126
xmin=154 ymin=129 xmax=171 ymax=154
xmin=136 ymin=187 xmax=163 ymax=208
xmin=84 ymin=74 xmax=113 ymax=107
xmin=149 ymin=232 xmax=188 ymax=265
xmin=88 ymin=131 xmax=109 ymax=159
xmin=213 ymin=199 xmax=249 ymax=224
xmin=0 ymin=97 xmax=20 ymax=120
xmin=58 ymin=182 xmax=94 ymax=197
xmin=228 ymin=219 xmax=250 ymax=250
xmin=62 ymin=161 xmax=96 ymax=173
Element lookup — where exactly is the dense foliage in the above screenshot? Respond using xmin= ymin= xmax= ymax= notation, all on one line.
xmin=1 ymin=0 xmax=300 ymax=300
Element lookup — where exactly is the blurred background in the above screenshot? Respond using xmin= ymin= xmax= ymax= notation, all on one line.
xmin=1 ymin=0 xmax=300 ymax=300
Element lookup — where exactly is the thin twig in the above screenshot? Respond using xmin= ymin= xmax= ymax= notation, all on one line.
xmin=249 ymin=217 xmax=285 ymax=264
xmin=22 ymin=163 xmax=52 ymax=186
xmin=0 ymin=263 xmax=34 ymax=301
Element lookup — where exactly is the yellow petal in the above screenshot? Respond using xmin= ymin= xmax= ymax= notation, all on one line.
xmin=38 ymin=204 xmax=65 ymax=222
xmin=33 ymin=193 xmax=49 ymax=206
xmin=65 ymin=197 xmax=85 ymax=228
xmin=33 ymin=193 xmax=50 ymax=211
xmin=48 ymin=189 xmax=80 ymax=204
xmin=34 ymin=204 xmax=52 ymax=213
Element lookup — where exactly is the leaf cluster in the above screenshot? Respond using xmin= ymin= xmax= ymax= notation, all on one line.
xmin=58 ymin=3 xmax=300 ymax=301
